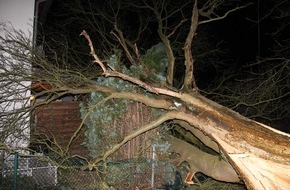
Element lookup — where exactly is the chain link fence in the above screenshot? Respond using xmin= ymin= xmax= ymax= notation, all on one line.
xmin=0 ymin=152 xmax=102 ymax=190
xmin=1 ymin=152 xmax=56 ymax=190
xmin=0 ymin=151 xmax=179 ymax=190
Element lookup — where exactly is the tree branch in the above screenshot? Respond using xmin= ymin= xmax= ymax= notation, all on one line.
xmin=199 ymin=3 xmax=252 ymax=25
xmin=80 ymin=30 xmax=108 ymax=74
xmin=92 ymin=110 xmax=181 ymax=165
xmin=182 ymin=0 xmax=198 ymax=91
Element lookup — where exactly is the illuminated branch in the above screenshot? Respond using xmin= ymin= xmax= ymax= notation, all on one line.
xmin=80 ymin=30 xmax=108 ymax=74
xmin=182 ymin=0 xmax=198 ymax=91
xmin=93 ymin=110 xmax=181 ymax=164
xmin=110 ymin=29 xmax=136 ymax=66
xmin=199 ymin=3 xmax=252 ymax=25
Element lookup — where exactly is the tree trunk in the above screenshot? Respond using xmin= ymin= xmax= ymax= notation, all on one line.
xmin=168 ymin=93 xmax=290 ymax=190
xmin=81 ymin=30 xmax=290 ymax=190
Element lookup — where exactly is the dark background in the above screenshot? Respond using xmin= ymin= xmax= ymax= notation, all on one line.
xmin=38 ymin=0 xmax=290 ymax=132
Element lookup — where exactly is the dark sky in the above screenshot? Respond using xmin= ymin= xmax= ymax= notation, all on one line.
xmin=211 ymin=1 xmax=277 ymax=65
xmin=40 ymin=0 xmax=289 ymax=132
xmin=42 ymin=0 xmax=282 ymax=65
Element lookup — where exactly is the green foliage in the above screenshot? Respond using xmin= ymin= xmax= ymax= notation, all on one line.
xmin=143 ymin=42 xmax=168 ymax=74
xmin=100 ymin=158 xmax=176 ymax=189
xmin=80 ymin=54 xmax=136 ymax=158
xmin=79 ymin=47 xmax=174 ymax=188
xmin=80 ymin=44 xmax=170 ymax=158
xmin=104 ymin=159 xmax=151 ymax=187
xmin=151 ymin=127 xmax=171 ymax=153
xmin=132 ymin=42 xmax=168 ymax=82
xmin=197 ymin=178 xmax=246 ymax=190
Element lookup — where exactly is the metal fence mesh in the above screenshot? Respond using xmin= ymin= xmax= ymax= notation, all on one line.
xmin=0 ymin=152 xmax=175 ymax=190
xmin=0 ymin=152 xmax=104 ymax=190
xmin=1 ymin=153 xmax=57 ymax=190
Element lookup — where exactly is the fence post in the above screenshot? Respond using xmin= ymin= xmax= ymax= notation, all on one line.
xmin=151 ymin=145 xmax=156 ymax=189
xmin=13 ymin=152 xmax=18 ymax=190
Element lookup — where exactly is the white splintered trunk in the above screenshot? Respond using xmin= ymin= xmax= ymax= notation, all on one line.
xmin=169 ymin=94 xmax=290 ymax=190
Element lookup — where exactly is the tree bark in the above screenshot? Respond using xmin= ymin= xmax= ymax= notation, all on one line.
xmin=81 ymin=29 xmax=290 ymax=190
xmin=86 ymin=85 xmax=290 ymax=189
xmin=168 ymin=93 xmax=290 ymax=190
xmin=183 ymin=0 xmax=198 ymax=91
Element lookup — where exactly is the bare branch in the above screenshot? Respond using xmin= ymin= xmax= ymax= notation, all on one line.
xmin=182 ymin=0 xmax=198 ymax=91
xmin=80 ymin=30 xmax=108 ymax=74
xmin=199 ymin=3 xmax=252 ymax=25
xmin=110 ymin=30 xmax=136 ymax=65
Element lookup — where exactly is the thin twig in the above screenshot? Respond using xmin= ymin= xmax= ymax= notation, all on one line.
xmin=199 ymin=3 xmax=252 ymax=25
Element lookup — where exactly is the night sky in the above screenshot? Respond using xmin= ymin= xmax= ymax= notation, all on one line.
xmin=210 ymin=1 xmax=277 ymax=65
xmin=42 ymin=0 xmax=285 ymax=65
xmin=41 ymin=0 xmax=289 ymax=132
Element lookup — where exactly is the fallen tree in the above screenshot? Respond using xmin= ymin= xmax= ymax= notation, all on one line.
xmin=1 ymin=0 xmax=290 ymax=189
xmin=78 ymin=27 xmax=290 ymax=189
